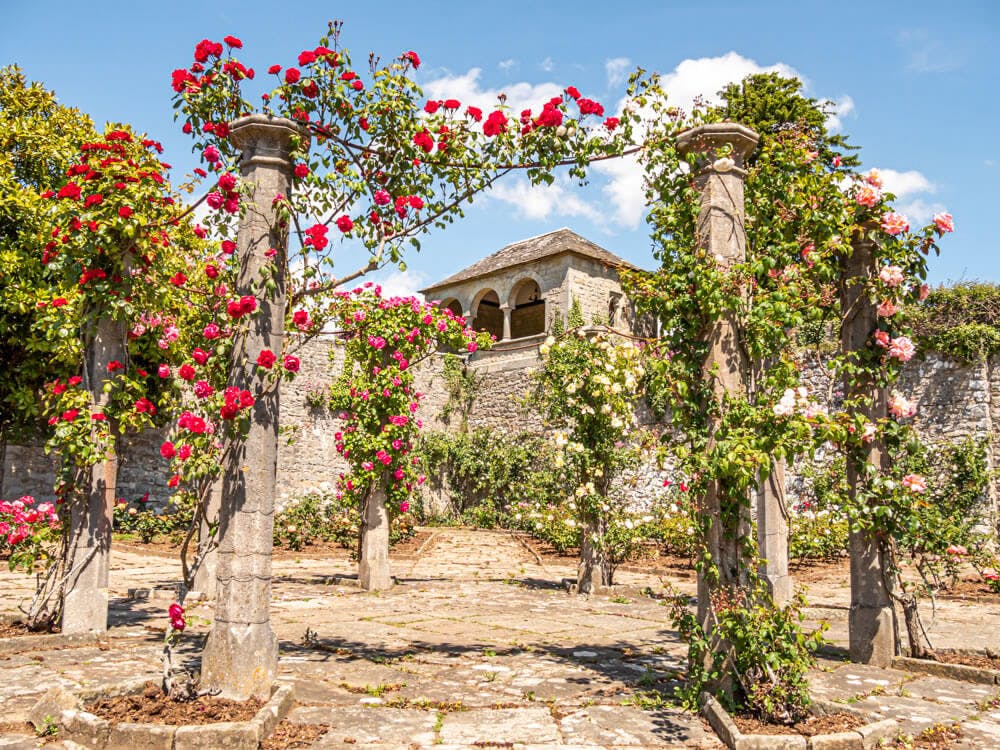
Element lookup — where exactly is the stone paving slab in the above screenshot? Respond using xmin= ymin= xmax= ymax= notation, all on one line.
xmin=3 ymin=528 xmax=1000 ymax=748
xmin=290 ymin=705 xmax=438 ymax=746
xmin=439 ymin=707 xmax=562 ymax=744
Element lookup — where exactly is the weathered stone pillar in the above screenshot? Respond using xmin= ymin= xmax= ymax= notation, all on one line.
xmin=841 ymin=227 xmax=896 ymax=666
xmin=63 ymin=315 xmax=125 ymax=634
xmin=675 ymin=123 xmax=759 ymax=631
xmin=577 ymin=514 xmax=607 ymax=594
xmin=359 ymin=483 xmax=393 ymax=591
xmin=500 ymin=304 xmax=512 ymax=340
xmin=757 ymin=459 xmax=791 ymax=606
xmin=200 ymin=115 xmax=305 ymax=700
xmin=191 ymin=478 xmax=221 ymax=599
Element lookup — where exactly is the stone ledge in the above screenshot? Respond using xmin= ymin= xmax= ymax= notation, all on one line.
xmin=0 ymin=616 xmax=106 ymax=656
xmin=701 ymin=692 xmax=897 ymax=750
xmin=31 ymin=682 xmax=294 ymax=749
xmin=893 ymin=654 xmax=1000 ymax=685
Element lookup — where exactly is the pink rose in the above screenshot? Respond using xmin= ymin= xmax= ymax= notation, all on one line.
xmin=157 ymin=365 xmax=171 ymax=378
xmin=874 ymin=330 xmax=891 ymax=348
xmin=888 ymin=391 xmax=917 ymax=419
xmin=901 ymin=474 xmax=926 ymax=493
xmin=878 ymin=265 xmax=905 ymax=287
xmin=888 ymin=336 xmax=915 ymax=362
xmin=880 ymin=212 xmax=909 ymax=236
xmin=855 ymin=183 xmax=882 ymax=207
xmin=876 ymin=300 xmax=897 ymax=318
xmin=933 ymin=212 xmax=954 ymax=234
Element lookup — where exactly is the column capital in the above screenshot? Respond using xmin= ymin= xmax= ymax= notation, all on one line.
xmin=676 ymin=123 xmax=759 ymax=175
xmin=228 ymin=115 xmax=309 ymax=171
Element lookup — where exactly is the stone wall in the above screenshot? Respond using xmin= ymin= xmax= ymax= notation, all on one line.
xmin=3 ymin=339 xmax=998 ymax=528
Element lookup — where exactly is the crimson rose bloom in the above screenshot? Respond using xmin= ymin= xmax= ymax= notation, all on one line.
xmin=335 ymin=215 xmax=354 ymax=233
xmin=256 ymin=349 xmax=276 ymax=369
xmin=285 ymin=68 xmax=301 ymax=84
xmin=283 ymin=355 xmax=300 ymax=372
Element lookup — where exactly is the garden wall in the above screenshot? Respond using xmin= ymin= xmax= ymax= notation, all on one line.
xmin=2 ymin=337 xmax=997 ymax=529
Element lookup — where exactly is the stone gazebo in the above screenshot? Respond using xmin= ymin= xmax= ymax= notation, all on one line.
xmin=419 ymin=228 xmax=644 ymax=365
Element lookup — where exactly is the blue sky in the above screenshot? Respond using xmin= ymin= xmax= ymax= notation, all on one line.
xmin=4 ymin=0 xmax=997 ymax=292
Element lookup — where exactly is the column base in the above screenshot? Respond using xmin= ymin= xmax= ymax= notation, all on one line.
xmin=62 ymin=586 xmax=108 ymax=634
xmin=200 ymin=622 xmax=277 ymax=700
xmin=849 ymin=604 xmax=896 ymax=667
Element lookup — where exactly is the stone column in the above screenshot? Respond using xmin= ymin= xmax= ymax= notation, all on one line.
xmin=200 ymin=115 xmax=305 ymax=700
xmin=191 ymin=477 xmax=221 ymax=599
xmin=500 ymin=304 xmax=512 ymax=340
xmin=675 ymin=123 xmax=759 ymax=630
xmin=841 ymin=227 xmax=896 ymax=667
xmin=577 ymin=514 xmax=607 ymax=594
xmin=63 ymin=315 xmax=125 ymax=634
xmin=359 ymin=482 xmax=393 ymax=591
xmin=757 ymin=458 xmax=791 ymax=606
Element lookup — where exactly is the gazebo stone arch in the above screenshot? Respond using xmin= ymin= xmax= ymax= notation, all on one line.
xmin=507 ymin=276 xmax=546 ymax=339
xmin=471 ymin=288 xmax=503 ymax=340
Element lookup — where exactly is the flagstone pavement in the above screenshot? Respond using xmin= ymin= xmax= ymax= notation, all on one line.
xmin=2 ymin=527 xmax=999 ymax=748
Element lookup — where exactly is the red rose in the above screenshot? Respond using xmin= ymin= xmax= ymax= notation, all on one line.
xmin=205 ymin=264 xmax=219 ymax=279
xmin=239 ymin=295 xmax=257 ymax=314
xmin=118 ymin=206 xmax=133 ymax=219
xmin=178 ymin=364 xmax=196 ymax=381
xmin=61 ymin=409 xmax=79 ymax=422
xmin=191 ymin=348 xmax=210 ymax=365
xmin=91 ymin=413 xmax=107 ymax=421
xmin=604 ymin=116 xmax=620 ymax=131
xmin=170 ymin=272 xmax=186 ymax=286
xmin=52 ymin=297 xmax=68 ymax=308
xmin=224 ymin=35 xmax=242 ymax=48
xmin=294 ymin=163 xmax=310 ymax=178
xmin=168 ymin=474 xmax=180 ymax=488
xmin=107 ymin=360 xmax=124 ymax=372
xmin=227 ymin=300 xmax=244 ymax=318
xmin=285 ymin=68 xmax=301 ymax=84
xmin=483 ymin=111 xmax=508 ymax=137
xmin=351 ymin=80 xmax=363 ymax=91
xmin=335 ymin=215 xmax=354 ymax=233
xmin=443 ymin=99 xmax=460 ymax=110
xmin=221 ymin=240 xmax=237 ymax=255
xmin=424 ymin=100 xmax=440 ymax=114
xmin=466 ymin=106 xmax=483 ymax=122
xmin=403 ymin=50 xmax=421 ymax=68
xmin=160 ymin=441 xmax=176 ymax=459
xmin=298 ymin=50 xmax=316 ymax=66
xmin=268 ymin=64 xmax=281 ymax=75
xmin=256 ymin=349 xmax=276 ymax=369
xmin=218 ymin=172 xmax=237 ymax=191
xmin=283 ymin=355 xmax=300 ymax=372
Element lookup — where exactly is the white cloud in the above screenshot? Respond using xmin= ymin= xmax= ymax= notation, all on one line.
xmin=421 ymin=68 xmax=563 ymax=118
xmin=498 ymin=58 xmax=518 ymax=73
xmin=369 ymin=268 xmax=429 ymax=300
xmin=823 ymin=95 xmax=855 ymax=131
xmin=540 ymin=57 xmax=555 ymax=73
xmin=488 ymin=176 xmax=604 ymax=225
xmin=897 ymin=199 xmax=947 ymax=227
xmin=656 ymin=51 xmax=799 ymax=116
xmin=877 ymin=168 xmax=935 ymax=199
xmin=595 ymin=155 xmax=645 ymax=229
xmin=595 ymin=52 xmax=801 ymax=227
xmin=605 ymin=57 xmax=631 ymax=88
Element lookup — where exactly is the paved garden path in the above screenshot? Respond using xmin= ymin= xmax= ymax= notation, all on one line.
xmin=1 ymin=528 xmax=999 ymax=748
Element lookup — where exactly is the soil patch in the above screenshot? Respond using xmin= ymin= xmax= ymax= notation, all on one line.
xmin=260 ymin=720 xmax=329 ymax=749
xmin=733 ymin=712 xmax=864 ymax=737
xmin=390 ymin=529 xmax=433 ymax=558
xmin=890 ymin=722 xmax=964 ymax=749
xmin=789 ymin=557 xmax=850 ymax=584
xmin=0 ymin=620 xmax=58 ymax=637
xmin=932 ymin=651 xmax=1000 ymax=671
xmin=520 ymin=535 xmax=694 ymax=575
xmin=937 ymin=578 xmax=1000 ymax=605
xmin=87 ymin=682 xmax=261 ymax=726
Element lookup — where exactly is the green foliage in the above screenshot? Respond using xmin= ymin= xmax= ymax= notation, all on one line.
xmin=438 ymin=353 xmax=479 ymax=429
xmin=908 ymin=283 xmax=1000 ymax=362
xmin=672 ymin=585 xmax=826 ymax=723
xmin=0 ymin=66 xmax=97 ymax=442
xmin=113 ymin=498 xmax=193 ymax=544
xmin=273 ymin=488 xmax=416 ymax=552
xmin=417 ymin=428 xmax=566 ymax=528
xmin=789 ymin=457 xmax=850 ymax=561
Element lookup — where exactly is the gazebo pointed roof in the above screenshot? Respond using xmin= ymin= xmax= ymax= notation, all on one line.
xmin=419 ymin=228 xmax=635 ymax=295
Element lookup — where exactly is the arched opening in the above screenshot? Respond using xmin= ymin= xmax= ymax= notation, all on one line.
xmin=472 ymin=289 xmax=503 ymax=340
xmin=510 ymin=278 xmax=545 ymax=338
xmin=440 ymin=298 xmax=464 ymax=320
